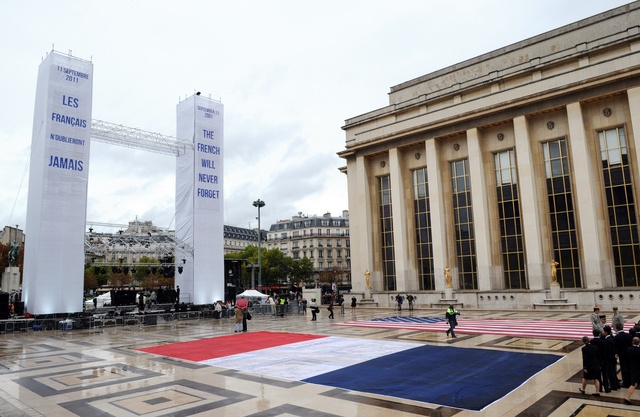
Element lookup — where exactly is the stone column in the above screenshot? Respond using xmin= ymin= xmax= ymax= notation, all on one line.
xmin=426 ymin=138 xmax=450 ymax=291
xmin=467 ymin=128 xmax=496 ymax=290
xmin=513 ymin=115 xmax=547 ymax=290
xmin=389 ymin=148 xmax=415 ymax=292
xmin=566 ymin=102 xmax=610 ymax=288
xmin=347 ymin=155 xmax=374 ymax=292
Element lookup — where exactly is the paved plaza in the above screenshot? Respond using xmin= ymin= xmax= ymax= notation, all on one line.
xmin=0 ymin=307 xmax=638 ymax=417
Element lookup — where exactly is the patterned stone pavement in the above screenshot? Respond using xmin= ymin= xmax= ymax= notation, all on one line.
xmin=0 ymin=306 xmax=638 ymax=417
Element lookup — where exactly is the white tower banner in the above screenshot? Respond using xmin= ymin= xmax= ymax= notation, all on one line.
xmin=23 ymin=51 xmax=93 ymax=314
xmin=175 ymin=95 xmax=224 ymax=304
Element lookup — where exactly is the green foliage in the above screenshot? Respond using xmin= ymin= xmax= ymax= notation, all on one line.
xmin=290 ymin=257 xmax=314 ymax=286
xmin=224 ymin=246 xmax=316 ymax=288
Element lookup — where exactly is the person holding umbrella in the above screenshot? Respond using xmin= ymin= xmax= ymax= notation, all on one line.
xmin=235 ymin=297 xmax=250 ymax=332
xmin=234 ymin=304 xmax=244 ymax=333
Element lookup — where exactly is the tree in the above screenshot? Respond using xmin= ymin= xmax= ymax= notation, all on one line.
xmin=290 ymin=257 xmax=314 ymax=287
xmin=133 ymin=256 xmax=159 ymax=285
xmin=84 ymin=268 xmax=98 ymax=292
xmin=110 ymin=272 xmax=132 ymax=288
xmin=318 ymin=268 xmax=347 ymax=288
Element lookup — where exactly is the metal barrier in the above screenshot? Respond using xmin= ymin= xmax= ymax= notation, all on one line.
xmin=251 ymin=304 xmax=295 ymax=316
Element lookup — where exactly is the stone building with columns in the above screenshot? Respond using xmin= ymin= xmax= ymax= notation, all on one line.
xmin=339 ymin=2 xmax=640 ymax=310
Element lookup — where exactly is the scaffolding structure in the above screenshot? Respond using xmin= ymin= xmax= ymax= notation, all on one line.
xmin=86 ymin=121 xmax=195 ymax=265
xmin=91 ymin=119 xmax=193 ymax=156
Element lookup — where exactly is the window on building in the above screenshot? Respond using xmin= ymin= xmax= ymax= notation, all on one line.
xmin=379 ymin=174 xmax=396 ymax=290
xmin=327 ymin=239 xmax=332 ymax=247
xmin=543 ymin=138 xmax=581 ymax=288
xmin=599 ymin=127 xmax=640 ymax=286
xmin=294 ymin=222 xmax=300 ymax=229
xmin=292 ymin=242 xmax=299 ymax=249
xmin=318 ymin=229 xmax=322 ymax=236
xmin=451 ymin=159 xmax=477 ymax=289
xmin=494 ymin=149 xmax=527 ymax=289
xmin=412 ymin=167 xmax=435 ymax=290
xmin=326 ymin=229 xmax=330 ymax=236
xmin=293 ymin=231 xmax=299 ymax=237
xmin=332 ymin=220 xmax=340 ymax=226
xmin=280 ymin=232 xmax=287 ymax=239
xmin=305 ymin=220 xmax=311 ymax=227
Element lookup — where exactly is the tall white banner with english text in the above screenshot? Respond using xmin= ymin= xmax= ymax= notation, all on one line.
xmin=175 ymin=95 xmax=224 ymax=304
xmin=24 ymin=51 xmax=93 ymax=314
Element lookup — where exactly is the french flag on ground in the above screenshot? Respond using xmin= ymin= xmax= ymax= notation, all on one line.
xmin=138 ymin=331 xmax=562 ymax=411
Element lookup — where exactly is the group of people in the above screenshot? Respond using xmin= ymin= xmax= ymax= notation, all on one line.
xmin=393 ymin=294 xmax=416 ymax=312
xmin=582 ymin=306 xmax=640 ymax=405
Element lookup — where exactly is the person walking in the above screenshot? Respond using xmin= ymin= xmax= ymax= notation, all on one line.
xmin=234 ymin=306 xmax=243 ymax=333
xmin=407 ymin=294 xmax=414 ymax=311
xmin=601 ymin=325 xmax=619 ymax=392
xmin=625 ymin=336 xmax=640 ymax=405
xmin=310 ymin=298 xmax=318 ymax=321
xmin=579 ymin=336 xmax=602 ymax=396
xmin=351 ymin=296 xmax=357 ymax=312
xmin=590 ymin=329 xmax=606 ymax=391
xmin=327 ymin=301 xmax=334 ymax=319
xmin=615 ymin=322 xmax=633 ymax=388
xmin=445 ymin=305 xmax=460 ymax=338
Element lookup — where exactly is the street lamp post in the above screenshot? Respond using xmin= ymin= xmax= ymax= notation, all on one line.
xmin=252 ymin=199 xmax=265 ymax=292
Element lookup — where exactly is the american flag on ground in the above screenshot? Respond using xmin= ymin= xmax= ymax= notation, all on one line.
xmin=334 ymin=316 xmax=595 ymax=340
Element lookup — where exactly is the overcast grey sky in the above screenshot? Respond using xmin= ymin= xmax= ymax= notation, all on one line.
xmin=0 ymin=0 xmax=632 ymax=234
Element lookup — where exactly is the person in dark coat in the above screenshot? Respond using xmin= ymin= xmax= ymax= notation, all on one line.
xmin=242 ymin=307 xmax=250 ymax=332
xmin=445 ymin=305 xmax=460 ymax=338
xmin=624 ymin=336 xmax=640 ymax=405
xmin=615 ymin=322 xmax=633 ymax=388
xmin=580 ymin=336 xmax=601 ymax=396
xmin=590 ymin=329 xmax=606 ymax=391
xmin=601 ymin=325 xmax=619 ymax=392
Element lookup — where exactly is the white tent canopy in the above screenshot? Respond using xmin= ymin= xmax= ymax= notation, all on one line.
xmin=236 ymin=289 xmax=268 ymax=300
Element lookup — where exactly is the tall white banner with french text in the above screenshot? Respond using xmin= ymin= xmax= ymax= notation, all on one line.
xmin=175 ymin=95 xmax=224 ymax=304
xmin=23 ymin=51 xmax=93 ymax=314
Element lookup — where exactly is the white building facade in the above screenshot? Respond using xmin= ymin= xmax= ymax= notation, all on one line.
xmin=267 ymin=211 xmax=351 ymax=279
xmin=339 ymin=2 xmax=640 ymax=310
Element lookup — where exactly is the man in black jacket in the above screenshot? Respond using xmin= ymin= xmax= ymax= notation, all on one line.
xmin=615 ymin=322 xmax=633 ymax=388
xmin=602 ymin=325 xmax=619 ymax=392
